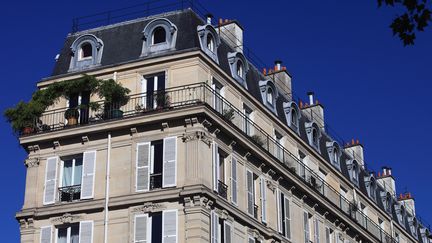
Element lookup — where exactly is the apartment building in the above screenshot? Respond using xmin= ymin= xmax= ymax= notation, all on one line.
xmin=15 ymin=4 xmax=431 ymax=243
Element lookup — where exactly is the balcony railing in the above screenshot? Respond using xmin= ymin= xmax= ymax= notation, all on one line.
xmin=58 ymin=185 xmax=81 ymax=202
xmin=31 ymin=82 xmax=401 ymax=242
xmin=150 ymin=173 xmax=163 ymax=190
xmin=217 ymin=180 xmax=228 ymax=200
xmin=253 ymin=204 xmax=259 ymax=219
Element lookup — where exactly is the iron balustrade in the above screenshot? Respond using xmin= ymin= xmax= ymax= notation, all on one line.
xmin=30 ymin=82 xmax=398 ymax=241
xmin=150 ymin=173 xmax=163 ymax=190
xmin=253 ymin=204 xmax=259 ymax=219
xmin=58 ymin=185 xmax=81 ymax=202
xmin=217 ymin=180 xmax=228 ymax=200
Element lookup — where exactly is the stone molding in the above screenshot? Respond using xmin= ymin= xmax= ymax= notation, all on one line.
xmin=51 ymin=213 xmax=82 ymax=225
xmin=24 ymin=158 xmax=40 ymax=168
xmin=182 ymin=131 xmax=212 ymax=147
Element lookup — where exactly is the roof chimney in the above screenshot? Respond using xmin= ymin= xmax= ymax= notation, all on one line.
xmin=344 ymin=139 xmax=364 ymax=168
xmin=377 ymin=166 xmax=396 ymax=196
xmin=264 ymin=60 xmax=292 ymax=100
xmin=275 ymin=60 xmax=282 ymax=71
xmin=206 ymin=13 xmax=213 ymax=25
xmin=302 ymin=91 xmax=325 ymax=129
xmin=399 ymin=192 xmax=416 ymax=216
xmin=216 ymin=19 xmax=244 ymax=53
xmin=307 ymin=91 xmax=315 ymax=105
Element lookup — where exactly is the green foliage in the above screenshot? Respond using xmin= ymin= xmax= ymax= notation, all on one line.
xmin=97 ymin=79 xmax=131 ymax=107
xmin=222 ymin=108 xmax=235 ymax=121
xmin=156 ymin=92 xmax=171 ymax=108
xmin=378 ymin=0 xmax=432 ymax=45
xmin=250 ymin=134 xmax=265 ymax=146
xmin=64 ymin=108 xmax=79 ymax=119
xmin=4 ymin=101 xmax=44 ymax=135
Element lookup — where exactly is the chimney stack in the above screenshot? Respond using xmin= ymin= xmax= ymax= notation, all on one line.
xmin=264 ymin=60 xmax=292 ymax=100
xmin=344 ymin=139 xmax=364 ymax=168
xmin=399 ymin=192 xmax=416 ymax=216
xmin=206 ymin=13 xmax=213 ymax=25
xmin=302 ymin=91 xmax=325 ymax=129
xmin=377 ymin=166 xmax=396 ymax=196
xmin=216 ymin=19 xmax=243 ymax=53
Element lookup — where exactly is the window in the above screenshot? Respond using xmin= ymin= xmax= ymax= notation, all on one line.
xmin=78 ymin=43 xmax=92 ymax=60
xmin=277 ymin=190 xmax=291 ymax=239
xmin=304 ymin=212 xmax=312 ymax=243
xmin=365 ymin=174 xmax=377 ymax=201
xmin=259 ymin=177 xmax=267 ymax=223
xmin=275 ymin=131 xmax=283 ymax=161
xmin=152 ymin=27 xmax=166 ymax=44
xmin=283 ymin=102 xmax=301 ymax=133
xmin=212 ymin=78 xmax=224 ymax=114
xmin=314 ymin=218 xmax=321 ymax=243
xmin=69 ymin=34 xmax=103 ymax=72
xmin=246 ymin=169 xmax=258 ymax=218
xmin=59 ymin=155 xmax=83 ymax=202
xmin=57 ymin=223 xmax=79 ymax=243
xmin=380 ymin=192 xmax=392 ymax=213
xmin=141 ymin=18 xmax=178 ymax=56
xmin=68 ymin=91 xmax=91 ymax=124
xmin=231 ymin=157 xmax=238 ymax=205
xmin=347 ymin=160 xmax=359 ymax=186
xmin=228 ymin=52 xmax=249 ymax=88
xmin=305 ymin=122 xmax=321 ymax=151
xmin=136 ymin=137 xmax=177 ymax=192
xmin=243 ymin=105 xmax=253 ymax=136
xmin=266 ymin=87 xmax=274 ymax=105
xmin=211 ymin=211 xmax=233 ymax=243
xmin=259 ymin=80 xmax=278 ymax=113
xmin=213 ymin=143 xmax=228 ymax=199
xmin=326 ymin=141 xmax=341 ymax=170
xmin=134 ymin=210 xmax=177 ymax=243
xmin=207 ymin=34 xmax=215 ymax=52
xmin=140 ymin=72 xmax=166 ymax=110
xmin=197 ymin=24 xmax=220 ymax=63
xmin=325 ymin=227 xmax=334 ymax=243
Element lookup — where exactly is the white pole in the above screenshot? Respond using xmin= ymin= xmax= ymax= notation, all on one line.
xmin=103 ymin=132 xmax=112 ymax=243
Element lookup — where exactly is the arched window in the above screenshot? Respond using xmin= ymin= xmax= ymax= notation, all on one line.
xmin=347 ymin=160 xmax=360 ymax=186
xmin=352 ymin=163 xmax=358 ymax=181
xmin=370 ymin=178 xmax=377 ymax=200
xmin=312 ymin=129 xmax=319 ymax=147
xmin=152 ymin=26 xmax=166 ymax=44
xmin=333 ymin=147 xmax=339 ymax=164
xmin=306 ymin=122 xmax=321 ymax=151
xmin=284 ymin=102 xmax=301 ymax=133
xmin=79 ymin=43 xmax=92 ymax=60
xmin=237 ymin=60 xmax=244 ymax=78
xmin=266 ymin=87 xmax=274 ymax=106
xmin=207 ymin=34 xmax=215 ymax=52
xmin=291 ymin=108 xmax=298 ymax=126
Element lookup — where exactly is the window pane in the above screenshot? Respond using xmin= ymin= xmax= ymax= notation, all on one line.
xmin=74 ymin=157 xmax=83 ymax=185
xmin=152 ymin=27 xmax=166 ymax=44
xmin=71 ymin=224 xmax=80 ymax=243
xmin=81 ymin=43 xmax=92 ymax=58
xmin=63 ymin=160 xmax=73 ymax=187
xmin=57 ymin=228 xmax=67 ymax=243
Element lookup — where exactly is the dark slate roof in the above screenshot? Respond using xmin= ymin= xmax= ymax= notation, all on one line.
xmin=49 ymin=8 xmax=421 ymax=235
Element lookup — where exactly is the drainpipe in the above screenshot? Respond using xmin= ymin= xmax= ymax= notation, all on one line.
xmin=113 ymin=72 xmax=117 ymax=81
xmin=104 ymin=132 xmax=112 ymax=243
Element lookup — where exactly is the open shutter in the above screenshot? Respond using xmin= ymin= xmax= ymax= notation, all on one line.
xmin=276 ymin=189 xmax=282 ymax=233
xmin=325 ymin=227 xmax=331 ymax=243
xmin=248 ymin=236 xmax=255 ymax=243
xmin=162 ymin=209 xmax=177 ymax=243
xmin=134 ymin=214 xmax=150 ymax=243
xmin=162 ymin=137 xmax=177 ymax=187
xmin=136 ymin=143 xmax=151 ymax=191
xmin=43 ymin=157 xmax=58 ymax=205
xmin=284 ymin=196 xmax=291 ymax=239
xmin=260 ymin=177 xmax=267 ymax=223
xmin=224 ymin=222 xmax=232 ymax=243
xmin=212 ymin=142 xmax=220 ymax=191
xmin=246 ymin=170 xmax=254 ymax=216
xmin=81 ymin=151 xmax=96 ymax=199
xmin=304 ymin=212 xmax=310 ymax=243
xmin=314 ymin=218 xmax=320 ymax=243
xmin=230 ymin=157 xmax=237 ymax=205
xmin=40 ymin=226 xmax=52 ymax=243
xmin=211 ymin=211 xmax=219 ymax=243
xmin=79 ymin=221 xmax=93 ymax=243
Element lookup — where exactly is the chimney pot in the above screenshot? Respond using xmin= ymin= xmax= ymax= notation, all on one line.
xmin=263 ymin=68 xmax=267 ymax=75
xmin=275 ymin=60 xmax=282 ymax=71
xmin=351 ymin=139 xmax=355 ymax=145
xmin=206 ymin=14 xmax=213 ymax=24
xmin=299 ymin=101 xmax=303 ymax=108
xmin=219 ymin=18 xmax=223 ymax=25
xmin=307 ymin=91 xmax=315 ymax=105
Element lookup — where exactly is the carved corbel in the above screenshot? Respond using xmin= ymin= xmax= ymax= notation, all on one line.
xmin=24 ymin=158 xmax=40 ymax=168
xmin=51 ymin=213 xmax=82 ymax=225
xmin=132 ymin=202 xmax=165 ymax=213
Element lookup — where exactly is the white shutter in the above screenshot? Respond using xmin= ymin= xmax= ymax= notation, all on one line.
xmin=325 ymin=227 xmax=331 ymax=243
xmin=230 ymin=157 xmax=237 ymax=205
xmin=211 ymin=211 xmax=219 ymax=243
xmin=284 ymin=196 xmax=291 ymax=239
xmin=43 ymin=157 xmax=58 ymax=205
xmin=136 ymin=143 xmax=151 ymax=191
xmin=134 ymin=214 xmax=150 ymax=243
xmin=224 ymin=221 xmax=232 ymax=243
xmin=162 ymin=137 xmax=177 ymax=187
xmin=304 ymin=212 xmax=310 ymax=243
xmin=81 ymin=151 xmax=96 ymax=199
xmin=40 ymin=226 xmax=52 ymax=243
xmin=141 ymin=77 xmax=147 ymax=109
xmin=314 ymin=218 xmax=320 ymax=243
xmin=276 ymin=189 xmax=282 ymax=233
xmin=246 ymin=169 xmax=254 ymax=216
xmin=162 ymin=209 xmax=177 ymax=243
xmin=212 ymin=142 xmax=220 ymax=191
xmin=260 ymin=177 xmax=267 ymax=223
xmin=248 ymin=236 xmax=255 ymax=243
xmin=79 ymin=221 xmax=93 ymax=243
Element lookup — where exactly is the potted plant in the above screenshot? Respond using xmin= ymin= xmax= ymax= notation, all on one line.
xmin=222 ymin=108 xmax=235 ymax=121
xmin=64 ymin=108 xmax=79 ymax=125
xmin=155 ymin=92 xmax=171 ymax=110
xmin=4 ymin=100 xmax=45 ymax=136
xmin=97 ymin=79 xmax=130 ymax=119
xmin=250 ymin=134 xmax=265 ymax=147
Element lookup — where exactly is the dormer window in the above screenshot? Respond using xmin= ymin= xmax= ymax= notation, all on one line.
xmin=79 ymin=43 xmax=92 ymax=60
xmin=259 ymin=80 xmax=278 ymax=114
xmin=152 ymin=26 xmax=166 ymax=44
xmin=326 ymin=141 xmax=341 ymax=170
xmin=197 ymin=24 xmax=220 ymax=63
xmin=69 ymin=34 xmax=104 ymax=72
xmin=364 ymin=174 xmax=377 ymax=201
xmin=228 ymin=52 xmax=249 ymax=88
xmin=380 ymin=192 xmax=392 ymax=213
xmin=409 ymin=217 xmax=418 ymax=238
xmin=305 ymin=122 xmax=321 ymax=151
xmin=266 ymin=87 xmax=274 ymax=105
xmin=142 ymin=18 xmax=177 ymax=57
xmin=283 ymin=102 xmax=301 ymax=133
xmin=347 ymin=160 xmax=360 ymax=186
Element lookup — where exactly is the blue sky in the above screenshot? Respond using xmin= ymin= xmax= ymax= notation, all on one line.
xmin=1 ymin=0 xmax=431 ymax=241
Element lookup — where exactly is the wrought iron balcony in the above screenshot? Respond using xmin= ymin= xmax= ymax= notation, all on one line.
xmin=253 ymin=204 xmax=259 ymax=219
xmin=58 ymin=185 xmax=81 ymax=202
xmin=217 ymin=180 xmax=228 ymax=199
xmin=150 ymin=173 xmax=163 ymax=190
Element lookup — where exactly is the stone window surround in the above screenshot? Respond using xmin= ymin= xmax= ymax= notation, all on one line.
xmin=283 ymin=101 xmax=301 ymax=134
xmin=141 ymin=18 xmax=178 ymax=57
xmin=197 ymin=24 xmax=221 ymax=64
xmin=258 ymin=80 xmax=278 ymax=115
xmin=326 ymin=141 xmax=341 ymax=170
xmin=69 ymin=34 xmax=104 ymax=72
xmin=346 ymin=159 xmax=360 ymax=186
xmin=227 ymin=51 xmax=249 ymax=89
xmin=305 ymin=122 xmax=321 ymax=152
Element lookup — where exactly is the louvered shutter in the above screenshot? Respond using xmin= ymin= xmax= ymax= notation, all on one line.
xmin=134 ymin=214 xmax=149 ymax=243
xmin=314 ymin=218 xmax=320 ymax=243
xmin=212 ymin=142 xmax=220 ymax=191
xmin=43 ymin=157 xmax=58 ymax=205
xmin=162 ymin=209 xmax=177 ymax=243
xmin=211 ymin=211 xmax=219 ymax=243
xmin=325 ymin=227 xmax=330 ymax=243
xmin=284 ymin=196 xmax=291 ymax=239
xmin=162 ymin=137 xmax=177 ymax=187
xmin=304 ymin=212 xmax=310 ymax=243
xmin=230 ymin=157 xmax=237 ymax=204
xmin=276 ymin=189 xmax=282 ymax=233
xmin=79 ymin=221 xmax=93 ymax=243
xmin=40 ymin=226 xmax=52 ymax=243
xmin=260 ymin=177 xmax=267 ymax=223
xmin=224 ymin=222 xmax=232 ymax=243
xmin=81 ymin=151 xmax=96 ymax=199
xmin=136 ymin=143 xmax=150 ymax=191
xmin=248 ymin=237 xmax=255 ymax=243
xmin=246 ymin=170 xmax=254 ymax=216
xmin=141 ymin=77 xmax=147 ymax=109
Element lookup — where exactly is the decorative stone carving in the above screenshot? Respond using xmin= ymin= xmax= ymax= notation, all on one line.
xmin=51 ymin=213 xmax=82 ymax=225
xmin=183 ymin=195 xmax=213 ymax=209
xmin=132 ymin=202 xmax=165 ymax=213
xmin=24 ymin=158 xmax=40 ymax=168
xmin=182 ymin=131 xmax=212 ymax=147
xmin=19 ymin=218 xmax=34 ymax=229
xmin=266 ymin=180 xmax=276 ymax=193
